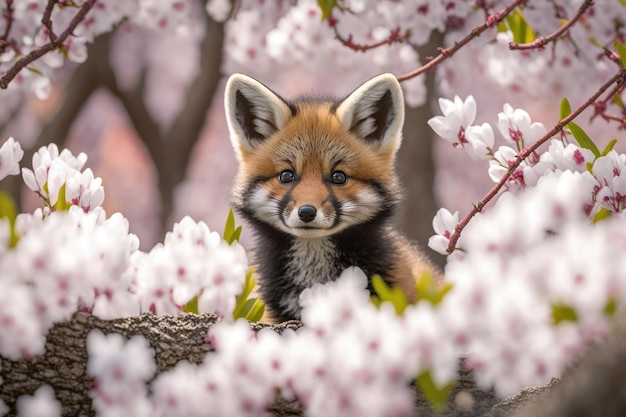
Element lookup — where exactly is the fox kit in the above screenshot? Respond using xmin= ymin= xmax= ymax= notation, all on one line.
xmin=225 ymin=73 xmax=440 ymax=322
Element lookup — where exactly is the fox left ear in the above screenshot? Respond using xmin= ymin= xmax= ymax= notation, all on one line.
xmin=224 ymin=73 xmax=294 ymax=160
xmin=335 ymin=73 xmax=405 ymax=153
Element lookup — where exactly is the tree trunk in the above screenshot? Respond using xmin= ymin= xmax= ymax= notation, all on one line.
xmin=395 ymin=31 xmax=446 ymax=268
xmin=2 ymin=310 xmax=626 ymax=417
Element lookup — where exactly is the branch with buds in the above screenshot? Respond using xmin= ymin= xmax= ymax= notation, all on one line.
xmin=508 ymin=0 xmax=593 ymax=51
xmin=0 ymin=0 xmax=96 ymax=89
xmin=446 ymin=66 xmax=626 ymax=253
xmin=396 ymin=0 xmax=526 ymax=82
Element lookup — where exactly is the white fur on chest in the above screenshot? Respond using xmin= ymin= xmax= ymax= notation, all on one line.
xmin=280 ymin=237 xmax=338 ymax=315
xmin=285 ymin=237 xmax=337 ymax=286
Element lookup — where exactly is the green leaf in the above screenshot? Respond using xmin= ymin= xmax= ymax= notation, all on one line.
xmin=613 ymin=93 xmax=625 ymax=110
xmin=604 ymin=298 xmax=617 ymax=317
xmin=231 ymin=226 xmax=242 ymax=243
xmin=371 ymin=275 xmax=409 ymax=315
xmin=416 ymin=272 xmax=453 ymax=306
xmin=246 ymin=301 xmax=266 ymax=322
xmin=552 ymin=304 xmax=578 ymax=325
xmin=238 ymin=298 xmax=257 ymax=318
xmin=601 ymin=139 xmax=618 ymax=156
xmin=223 ymin=209 xmax=243 ymax=245
xmin=53 ymin=184 xmax=71 ymax=212
xmin=184 ymin=295 xmax=199 ymax=314
xmin=615 ymin=40 xmax=626 ymax=67
xmin=415 ymin=371 xmax=455 ymax=412
xmin=566 ymin=122 xmax=600 ymax=158
xmin=317 ymin=0 xmax=337 ymax=20
xmin=232 ymin=268 xmax=266 ymax=322
xmin=593 ymin=207 xmax=612 ymax=223
xmin=559 ymin=97 xmax=572 ymax=121
xmin=27 ymin=66 xmax=44 ymax=76
xmin=223 ymin=209 xmax=236 ymax=244
xmin=0 ymin=191 xmax=19 ymax=248
xmin=505 ymin=9 xmax=536 ymax=44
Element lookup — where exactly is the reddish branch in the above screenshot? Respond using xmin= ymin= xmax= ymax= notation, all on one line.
xmin=396 ymin=0 xmax=526 ymax=82
xmin=42 ymin=0 xmax=60 ymax=43
xmin=509 ymin=0 xmax=594 ymax=51
xmin=446 ymin=67 xmax=626 ymax=253
xmin=332 ymin=23 xmax=411 ymax=53
xmin=0 ymin=0 xmax=96 ymax=89
xmin=592 ymin=75 xmax=626 ymax=129
xmin=0 ymin=0 xmax=14 ymax=55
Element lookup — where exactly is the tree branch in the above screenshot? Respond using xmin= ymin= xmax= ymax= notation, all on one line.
xmin=0 ymin=34 xmax=105 ymax=211
xmin=101 ymin=6 xmax=225 ymax=234
xmin=0 ymin=0 xmax=15 ymax=55
xmin=0 ymin=0 xmax=96 ymax=89
xmin=331 ymin=24 xmax=411 ymax=53
xmin=396 ymin=0 xmax=526 ymax=82
xmin=508 ymin=0 xmax=593 ymax=51
xmin=446 ymin=67 xmax=626 ymax=253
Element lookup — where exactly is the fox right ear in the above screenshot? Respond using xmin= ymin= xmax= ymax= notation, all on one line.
xmin=224 ymin=74 xmax=294 ymax=160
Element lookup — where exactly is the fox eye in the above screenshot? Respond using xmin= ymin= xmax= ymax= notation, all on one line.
xmin=278 ymin=170 xmax=295 ymax=183
xmin=331 ymin=171 xmax=347 ymax=185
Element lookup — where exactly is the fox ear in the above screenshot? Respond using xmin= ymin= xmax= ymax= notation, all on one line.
xmin=224 ymin=74 xmax=294 ymax=159
xmin=335 ymin=73 xmax=405 ymax=153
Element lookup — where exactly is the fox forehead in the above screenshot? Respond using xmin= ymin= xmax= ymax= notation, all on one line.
xmin=239 ymin=101 xmax=396 ymax=177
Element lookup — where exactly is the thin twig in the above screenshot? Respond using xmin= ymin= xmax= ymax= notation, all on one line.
xmin=0 ymin=0 xmax=96 ymax=89
xmin=41 ymin=0 xmax=60 ymax=43
xmin=446 ymin=67 xmax=626 ymax=253
xmin=396 ymin=0 xmax=526 ymax=82
xmin=332 ymin=25 xmax=410 ymax=53
xmin=0 ymin=0 xmax=15 ymax=54
xmin=509 ymin=0 xmax=593 ymax=51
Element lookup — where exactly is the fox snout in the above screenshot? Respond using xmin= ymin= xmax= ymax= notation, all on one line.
xmin=297 ymin=205 xmax=317 ymax=223
xmin=282 ymin=196 xmax=337 ymax=235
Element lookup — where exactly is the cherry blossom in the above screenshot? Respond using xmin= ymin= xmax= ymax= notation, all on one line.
xmin=21 ymin=144 xmax=102 ymax=211
xmin=497 ymin=103 xmax=547 ymax=150
xmin=0 ymin=137 xmax=23 ymax=181
xmin=15 ymin=384 xmax=62 ymax=417
xmin=589 ymin=151 xmax=626 ymax=213
xmin=427 ymin=95 xmax=476 ymax=148
xmin=134 ymin=216 xmax=248 ymax=318
xmin=428 ymin=208 xmax=460 ymax=255
xmin=87 ymin=330 xmax=155 ymax=417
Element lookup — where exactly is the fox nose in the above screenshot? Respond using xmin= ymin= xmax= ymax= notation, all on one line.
xmin=298 ymin=205 xmax=317 ymax=223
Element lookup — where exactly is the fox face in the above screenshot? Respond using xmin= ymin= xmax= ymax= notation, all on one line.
xmin=225 ymin=73 xmax=405 ymax=239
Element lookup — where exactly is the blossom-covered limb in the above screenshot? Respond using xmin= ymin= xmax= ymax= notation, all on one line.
xmin=509 ymin=0 xmax=594 ymax=51
xmin=447 ymin=66 xmax=626 ymax=253
xmin=396 ymin=0 xmax=525 ymax=82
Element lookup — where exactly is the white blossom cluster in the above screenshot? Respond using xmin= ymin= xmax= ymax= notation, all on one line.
xmin=427 ymin=94 xmax=626 ymax=394
xmin=85 ymin=202 xmax=626 ymax=416
xmin=428 ymin=94 xmax=626 ymax=253
xmin=4 ymin=121 xmax=626 ymax=412
xmin=85 ymin=269 xmax=456 ymax=417
xmin=0 ymin=137 xmax=249 ymax=361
